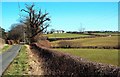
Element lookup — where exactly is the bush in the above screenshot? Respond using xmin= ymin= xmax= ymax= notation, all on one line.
xmin=0 ymin=38 xmax=5 ymax=49
xmin=58 ymin=41 xmax=73 ymax=48
xmin=37 ymin=40 xmax=51 ymax=48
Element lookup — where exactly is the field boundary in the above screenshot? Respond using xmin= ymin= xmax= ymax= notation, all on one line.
xmin=48 ymin=35 xmax=110 ymax=41
xmin=30 ymin=43 xmax=120 ymax=76
xmin=51 ymin=46 xmax=120 ymax=49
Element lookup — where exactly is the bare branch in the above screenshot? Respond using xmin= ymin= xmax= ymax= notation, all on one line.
xmin=20 ymin=4 xmax=50 ymax=43
xmin=30 ymin=24 xmax=49 ymax=38
xmin=21 ymin=9 xmax=29 ymax=13
xmin=33 ymin=10 xmax=41 ymax=26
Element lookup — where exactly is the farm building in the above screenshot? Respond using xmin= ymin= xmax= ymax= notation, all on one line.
xmin=54 ymin=30 xmax=65 ymax=33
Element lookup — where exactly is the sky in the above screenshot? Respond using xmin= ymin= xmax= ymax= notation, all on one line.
xmin=1 ymin=0 xmax=119 ymax=2
xmin=1 ymin=2 xmax=118 ymax=32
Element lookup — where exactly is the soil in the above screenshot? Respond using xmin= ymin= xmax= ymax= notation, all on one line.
xmin=0 ymin=38 xmax=5 ymax=49
xmin=26 ymin=45 xmax=44 ymax=75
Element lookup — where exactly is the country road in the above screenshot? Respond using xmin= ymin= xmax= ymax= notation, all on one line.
xmin=0 ymin=45 xmax=21 ymax=76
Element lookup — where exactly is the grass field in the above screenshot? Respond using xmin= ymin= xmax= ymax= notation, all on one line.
xmin=51 ymin=36 xmax=119 ymax=47
xmin=53 ymin=48 xmax=119 ymax=66
xmin=3 ymin=46 xmax=29 ymax=75
xmin=44 ymin=33 xmax=90 ymax=38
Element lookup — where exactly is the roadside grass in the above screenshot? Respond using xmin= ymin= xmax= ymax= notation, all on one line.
xmin=3 ymin=45 xmax=29 ymax=75
xmin=44 ymin=33 xmax=90 ymax=38
xmin=0 ymin=44 xmax=12 ymax=54
xmin=53 ymin=48 xmax=119 ymax=66
xmin=51 ymin=36 xmax=119 ymax=47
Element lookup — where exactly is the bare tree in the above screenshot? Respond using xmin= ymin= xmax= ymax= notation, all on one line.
xmin=20 ymin=4 xmax=50 ymax=44
xmin=0 ymin=27 xmax=7 ymax=39
xmin=7 ymin=24 xmax=24 ymax=41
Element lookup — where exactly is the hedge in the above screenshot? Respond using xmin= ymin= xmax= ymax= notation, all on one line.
xmin=30 ymin=43 xmax=120 ymax=76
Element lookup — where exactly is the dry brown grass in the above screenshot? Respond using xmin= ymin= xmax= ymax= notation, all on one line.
xmin=0 ymin=38 xmax=5 ymax=49
xmin=37 ymin=40 xmax=51 ymax=48
xmin=26 ymin=45 xmax=44 ymax=75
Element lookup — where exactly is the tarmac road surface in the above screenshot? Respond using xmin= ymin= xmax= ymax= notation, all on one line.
xmin=0 ymin=45 xmax=21 ymax=76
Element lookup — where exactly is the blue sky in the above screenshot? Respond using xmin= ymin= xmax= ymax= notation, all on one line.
xmin=1 ymin=2 xmax=118 ymax=31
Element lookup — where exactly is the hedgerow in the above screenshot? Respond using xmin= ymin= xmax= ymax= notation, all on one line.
xmin=30 ymin=43 xmax=120 ymax=76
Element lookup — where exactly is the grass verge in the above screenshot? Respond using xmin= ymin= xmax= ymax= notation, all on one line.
xmin=0 ymin=44 xmax=12 ymax=54
xmin=3 ymin=45 xmax=29 ymax=75
xmin=53 ymin=48 xmax=119 ymax=66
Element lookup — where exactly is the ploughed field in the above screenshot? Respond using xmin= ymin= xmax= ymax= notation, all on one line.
xmin=53 ymin=48 xmax=119 ymax=66
xmin=51 ymin=36 xmax=119 ymax=48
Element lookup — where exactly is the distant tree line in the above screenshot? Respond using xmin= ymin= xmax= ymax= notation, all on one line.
xmin=47 ymin=29 xmax=65 ymax=34
xmin=66 ymin=31 xmax=120 ymax=34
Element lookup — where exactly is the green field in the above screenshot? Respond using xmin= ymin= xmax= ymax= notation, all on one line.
xmin=4 ymin=46 xmax=29 ymax=75
xmin=44 ymin=33 xmax=90 ymax=38
xmin=53 ymin=48 xmax=119 ymax=66
xmin=51 ymin=34 xmax=119 ymax=66
xmin=51 ymin=36 xmax=119 ymax=47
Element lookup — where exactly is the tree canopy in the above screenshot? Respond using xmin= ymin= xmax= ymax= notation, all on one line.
xmin=20 ymin=4 xmax=50 ymax=43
